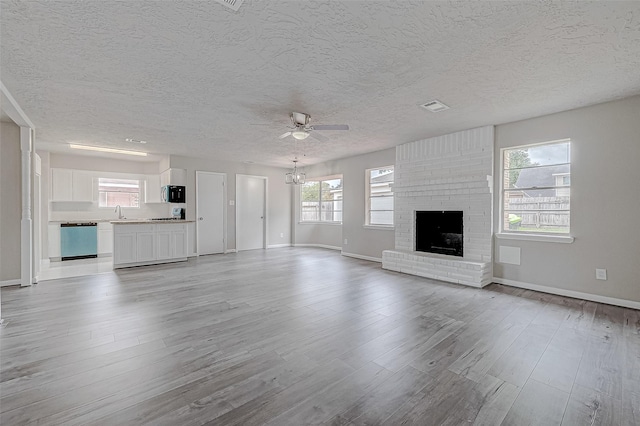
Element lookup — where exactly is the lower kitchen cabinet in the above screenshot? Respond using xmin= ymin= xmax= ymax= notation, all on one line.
xmin=113 ymin=222 xmax=188 ymax=269
xmin=97 ymin=223 xmax=113 ymax=255
xmin=114 ymin=232 xmax=137 ymax=264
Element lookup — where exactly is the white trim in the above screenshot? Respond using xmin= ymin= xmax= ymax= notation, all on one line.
xmin=0 ymin=81 xmax=36 ymax=128
xmin=362 ymin=225 xmax=394 ymax=231
xmin=21 ymin=127 xmax=33 ymax=287
xmin=267 ymin=244 xmax=291 ymax=249
xmin=0 ymin=279 xmax=22 ymax=287
xmin=341 ymin=252 xmax=382 ymax=263
xmin=294 ymin=243 xmax=342 ymax=251
xmin=492 ymin=277 xmax=640 ymax=310
xmin=225 ymin=249 xmax=237 ymax=253
xmin=495 ymin=233 xmax=574 ymax=244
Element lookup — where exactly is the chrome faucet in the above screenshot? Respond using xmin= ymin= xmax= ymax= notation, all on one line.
xmin=115 ymin=205 xmax=124 ymax=219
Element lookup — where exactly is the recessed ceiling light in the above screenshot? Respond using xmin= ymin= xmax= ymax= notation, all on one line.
xmin=125 ymin=138 xmax=147 ymax=144
xmin=69 ymin=144 xmax=148 ymax=156
xmin=420 ymin=100 xmax=450 ymax=113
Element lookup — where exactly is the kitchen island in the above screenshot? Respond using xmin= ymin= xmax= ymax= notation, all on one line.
xmin=111 ymin=220 xmax=193 ymax=269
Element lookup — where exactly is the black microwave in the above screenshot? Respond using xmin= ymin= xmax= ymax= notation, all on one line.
xmin=162 ymin=185 xmax=185 ymax=203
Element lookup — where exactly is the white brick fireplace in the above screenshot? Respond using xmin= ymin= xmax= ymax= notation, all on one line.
xmin=382 ymin=126 xmax=494 ymax=287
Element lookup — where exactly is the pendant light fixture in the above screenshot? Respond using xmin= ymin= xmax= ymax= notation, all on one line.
xmin=285 ymin=159 xmax=306 ymax=185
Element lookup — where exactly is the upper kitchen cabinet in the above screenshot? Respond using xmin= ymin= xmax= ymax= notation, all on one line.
xmin=160 ymin=168 xmax=187 ymax=187
xmin=51 ymin=168 xmax=94 ymax=202
xmin=144 ymin=175 xmax=162 ymax=203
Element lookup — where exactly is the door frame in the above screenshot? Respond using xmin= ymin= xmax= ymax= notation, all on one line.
xmin=235 ymin=174 xmax=268 ymax=251
xmin=195 ymin=171 xmax=227 ymax=255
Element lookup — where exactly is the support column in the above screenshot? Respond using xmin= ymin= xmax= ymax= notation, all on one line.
xmin=21 ymin=127 xmax=33 ymax=287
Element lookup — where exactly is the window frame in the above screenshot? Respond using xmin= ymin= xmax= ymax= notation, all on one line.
xmin=500 ymin=138 xmax=571 ymax=236
xmin=97 ymin=177 xmax=141 ymax=209
xmin=365 ymin=166 xmax=394 ymax=227
xmin=299 ymin=174 xmax=343 ymax=224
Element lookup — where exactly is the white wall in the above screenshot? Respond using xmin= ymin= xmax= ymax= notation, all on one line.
xmin=294 ymin=148 xmax=396 ymax=260
xmin=0 ymin=121 xmax=21 ymax=281
xmin=168 ymin=155 xmax=292 ymax=252
xmin=493 ymin=95 xmax=640 ymax=303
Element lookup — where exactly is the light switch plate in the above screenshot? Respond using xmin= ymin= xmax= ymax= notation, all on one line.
xmin=596 ymin=268 xmax=607 ymax=280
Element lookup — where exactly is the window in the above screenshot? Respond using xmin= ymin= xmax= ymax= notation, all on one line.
xmin=366 ymin=166 xmax=394 ymax=226
xmin=300 ymin=176 xmax=342 ymax=223
xmin=98 ymin=178 xmax=140 ymax=208
xmin=502 ymin=139 xmax=570 ymax=234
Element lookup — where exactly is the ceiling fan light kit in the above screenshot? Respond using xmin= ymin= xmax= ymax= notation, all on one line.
xmin=291 ymin=130 xmax=310 ymax=140
xmin=278 ymin=112 xmax=350 ymax=142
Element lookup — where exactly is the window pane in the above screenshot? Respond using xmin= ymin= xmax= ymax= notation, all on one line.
xmin=371 ymin=196 xmax=393 ymax=211
xmin=301 ymin=201 xmax=320 ymax=221
xmin=505 ymin=141 xmax=570 ymax=169
xmin=301 ymin=177 xmax=343 ymax=223
xmin=98 ymin=178 xmax=140 ymax=208
xmin=370 ymin=211 xmax=393 ymax=225
xmin=368 ymin=167 xmax=394 ymax=226
xmin=502 ymin=140 xmax=571 ymax=234
xmin=504 ymin=164 xmax=570 ymax=192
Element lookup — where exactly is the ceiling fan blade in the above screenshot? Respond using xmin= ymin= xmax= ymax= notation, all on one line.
xmin=311 ymin=124 xmax=349 ymax=131
xmin=278 ymin=132 xmax=292 ymax=139
xmin=310 ymin=131 xmax=329 ymax=142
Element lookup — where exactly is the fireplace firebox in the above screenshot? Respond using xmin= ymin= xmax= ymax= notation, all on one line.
xmin=415 ymin=211 xmax=463 ymax=257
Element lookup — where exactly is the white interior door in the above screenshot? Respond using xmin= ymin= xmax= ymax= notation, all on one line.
xmin=236 ymin=174 xmax=266 ymax=251
xmin=196 ymin=171 xmax=225 ymax=255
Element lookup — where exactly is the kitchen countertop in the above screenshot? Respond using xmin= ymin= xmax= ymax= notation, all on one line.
xmin=110 ymin=219 xmax=195 ymax=224
xmin=49 ymin=219 xmax=195 ymax=224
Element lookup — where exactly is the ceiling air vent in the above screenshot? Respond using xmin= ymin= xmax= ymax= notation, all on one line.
xmin=420 ymin=100 xmax=450 ymax=113
xmin=213 ymin=0 xmax=244 ymax=12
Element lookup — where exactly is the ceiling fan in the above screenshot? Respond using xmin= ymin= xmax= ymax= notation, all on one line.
xmin=278 ymin=112 xmax=349 ymax=142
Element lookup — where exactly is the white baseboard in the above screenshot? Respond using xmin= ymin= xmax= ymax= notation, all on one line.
xmin=341 ymin=252 xmax=382 ymax=263
xmin=492 ymin=277 xmax=640 ymax=310
xmin=267 ymin=244 xmax=292 ymax=249
xmin=0 ymin=279 xmax=21 ymax=287
xmin=224 ymin=249 xmax=237 ymax=254
xmin=294 ymin=243 xmax=342 ymax=251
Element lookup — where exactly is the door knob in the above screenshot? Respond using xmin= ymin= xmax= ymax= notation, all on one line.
xmin=260 ymin=216 xmax=264 ymax=219
xmin=199 ymin=217 xmax=204 ymax=221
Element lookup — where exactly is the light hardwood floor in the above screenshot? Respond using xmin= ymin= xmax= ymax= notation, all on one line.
xmin=1 ymin=247 xmax=638 ymax=425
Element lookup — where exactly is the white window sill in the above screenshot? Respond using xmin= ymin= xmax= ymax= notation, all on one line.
xmin=298 ymin=221 xmax=342 ymax=226
xmin=363 ymin=224 xmax=395 ymax=230
xmin=495 ymin=233 xmax=575 ymax=244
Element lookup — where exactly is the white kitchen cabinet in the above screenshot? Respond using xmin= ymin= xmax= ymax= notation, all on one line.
xmin=144 ymin=175 xmax=162 ymax=203
xmin=48 ymin=223 xmax=61 ymax=259
xmin=156 ymin=230 xmax=172 ymax=260
xmin=97 ymin=223 xmax=113 ymax=255
xmin=51 ymin=168 xmax=94 ymax=202
xmin=114 ymin=233 xmax=137 ymax=264
xmin=51 ymin=169 xmax=73 ymax=201
xmin=113 ymin=222 xmax=188 ymax=269
xmin=136 ymin=232 xmax=157 ymax=262
xmin=172 ymin=229 xmax=188 ymax=258
xmin=159 ymin=168 xmax=187 ymax=187
xmin=72 ymin=171 xmax=94 ymax=201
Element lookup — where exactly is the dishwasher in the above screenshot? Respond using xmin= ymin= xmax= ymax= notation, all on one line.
xmin=60 ymin=222 xmax=98 ymax=261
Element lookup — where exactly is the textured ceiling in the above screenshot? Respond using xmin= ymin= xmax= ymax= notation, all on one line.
xmin=1 ymin=1 xmax=639 ymax=167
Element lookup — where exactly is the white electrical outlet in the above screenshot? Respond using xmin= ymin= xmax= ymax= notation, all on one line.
xmin=596 ymin=268 xmax=607 ymax=280
xmin=344 ymin=239 xmax=348 ymax=245
xmin=280 ymin=233 xmax=284 ymax=238
xmin=229 ymin=200 xmax=235 ymax=206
